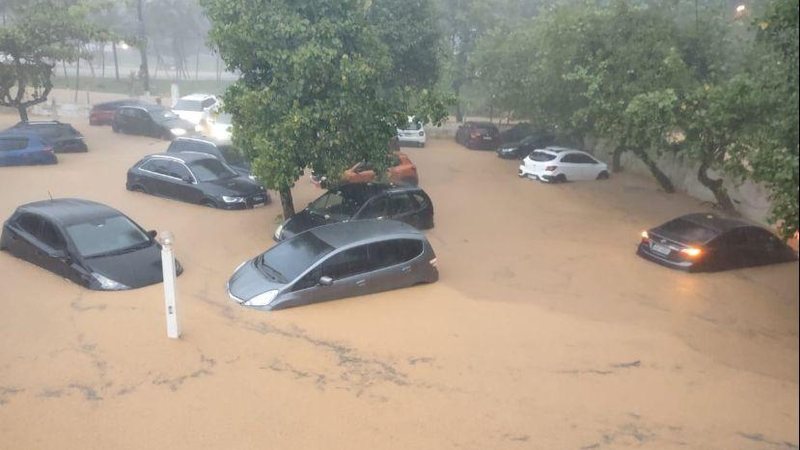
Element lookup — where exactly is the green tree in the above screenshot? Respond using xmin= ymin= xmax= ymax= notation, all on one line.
xmin=0 ymin=0 xmax=104 ymax=120
xmin=203 ymin=0 xmax=447 ymax=219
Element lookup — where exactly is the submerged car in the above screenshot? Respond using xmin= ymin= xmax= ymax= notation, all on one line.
xmin=637 ymin=213 xmax=798 ymax=272
xmin=227 ymin=219 xmax=438 ymax=310
xmin=0 ymin=132 xmax=57 ymax=166
xmin=275 ymin=183 xmax=434 ymax=241
xmin=6 ymin=121 xmax=87 ymax=153
xmin=519 ymin=147 xmax=609 ymax=182
xmin=172 ymin=93 xmax=220 ymax=126
xmin=112 ymin=104 xmax=197 ymax=140
xmin=90 ymin=99 xmax=146 ymax=126
xmin=496 ymin=130 xmax=556 ymax=159
xmin=0 ymin=198 xmax=180 ymax=290
xmin=126 ymin=152 xmax=269 ymax=209
xmin=166 ymin=136 xmax=252 ymax=179
xmin=397 ymin=117 xmax=426 ymax=147
xmin=311 ymin=152 xmax=418 ymax=188
xmin=455 ymin=121 xmax=501 ymax=150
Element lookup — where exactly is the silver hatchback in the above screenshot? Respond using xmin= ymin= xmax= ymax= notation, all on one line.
xmin=227 ymin=219 xmax=438 ymax=310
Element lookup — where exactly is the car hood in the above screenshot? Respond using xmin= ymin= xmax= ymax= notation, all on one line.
xmin=499 ymin=141 xmax=521 ymax=150
xmin=82 ymin=243 xmax=181 ymax=289
xmin=204 ymin=176 xmax=263 ymax=196
xmin=227 ymin=259 xmax=285 ymax=302
xmin=281 ymin=209 xmax=339 ymax=239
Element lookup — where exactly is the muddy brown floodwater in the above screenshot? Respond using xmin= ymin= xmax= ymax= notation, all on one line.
xmin=0 ymin=113 xmax=797 ymax=450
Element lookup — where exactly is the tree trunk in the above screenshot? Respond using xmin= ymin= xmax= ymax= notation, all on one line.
xmin=112 ymin=41 xmax=119 ymax=81
xmin=74 ymin=57 xmax=80 ymax=103
xmin=17 ymin=105 xmax=29 ymax=122
xmin=195 ymin=45 xmax=200 ymax=80
xmin=612 ymin=146 xmax=625 ymax=172
xmin=697 ymin=159 xmax=736 ymax=212
xmin=137 ymin=0 xmax=150 ymax=93
xmin=62 ymin=60 xmax=68 ymax=80
xmin=101 ymin=43 xmax=105 ymax=78
xmin=453 ymin=83 xmax=463 ymax=122
xmin=631 ymin=147 xmax=674 ymax=193
xmin=279 ymin=188 xmax=295 ymax=219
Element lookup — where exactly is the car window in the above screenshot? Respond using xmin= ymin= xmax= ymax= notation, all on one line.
xmin=140 ymin=159 xmax=170 ymax=176
xmin=308 ymin=190 xmax=363 ymax=219
xmin=0 ymin=138 xmax=29 ymax=151
xmin=39 ymin=220 xmax=66 ymax=249
xmin=529 ymin=151 xmax=555 ymax=162
xmin=149 ymin=108 xmax=179 ymax=122
xmin=574 ymin=153 xmax=597 ymax=164
xmin=201 ymin=98 xmax=216 ymax=109
xmin=359 ymin=196 xmax=389 ymax=219
xmin=412 ymin=193 xmax=429 ymax=209
xmin=259 ymin=233 xmax=334 ymax=283
xmin=321 ymin=245 xmax=371 ymax=279
xmin=168 ymin=161 xmax=193 ymax=181
xmin=187 ymin=158 xmax=237 ymax=182
xmin=389 ymin=193 xmax=418 ymax=215
xmin=561 ymin=153 xmax=579 ymax=163
xmin=368 ymin=239 xmax=423 ymax=269
xmin=16 ymin=213 xmax=42 ymax=235
xmin=657 ymin=218 xmax=718 ymax=243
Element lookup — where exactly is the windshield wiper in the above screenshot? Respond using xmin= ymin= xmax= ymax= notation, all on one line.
xmin=87 ymin=241 xmax=151 ymax=258
xmin=256 ymin=257 xmax=287 ymax=283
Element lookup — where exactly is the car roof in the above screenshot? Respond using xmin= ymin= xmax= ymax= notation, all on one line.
xmin=308 ymin=219 xmax=424 ymax=249
xmin=94 ymin=99 xmax=143 ymax=107
xmin=337 ymin=182 xmax=423 ymax=197
xmin=677 ymin=213 xmax=757 ymax=233
xmin=179 ymin=93 xmax=215 ymax=101
xmin=119 ymin=104 xmax=165 ymax=112
xmin=11 ymin=121 xmax=69 ymax=128
xmin=0 ymin=131 xmax=43 ymax=141
xmin=144 ymin=152 xmax=217 ymax=163
xmin=174 ymin=136 xmax=223 ymax=147
xmin=544 ymin=146 xmax=578 ymax=153
xmin=15 ymin=198 xmax=124 ymax=227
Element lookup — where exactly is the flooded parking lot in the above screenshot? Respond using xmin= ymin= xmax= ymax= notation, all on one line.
xmin=1 ymin=115 xmax=797 ymax=449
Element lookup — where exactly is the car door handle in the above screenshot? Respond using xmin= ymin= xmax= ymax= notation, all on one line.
xmin=356 ymin=279 xmax=366 ymax=287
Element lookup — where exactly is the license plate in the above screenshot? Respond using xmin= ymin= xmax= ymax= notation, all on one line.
xmin=651 ymin=243 xmax=671 ymax=255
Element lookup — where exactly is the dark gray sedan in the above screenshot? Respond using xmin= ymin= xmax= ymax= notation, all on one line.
xmin=227 ymin=220 xmax=438 ymax=310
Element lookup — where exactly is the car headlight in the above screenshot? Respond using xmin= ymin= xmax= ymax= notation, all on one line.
xmin=91 ymin=272 xmax=130 ymax=290
xmin=502 ymin=147 xmax=517 ymax=152
xmin=274 ymin=223 xmax=284 ymax=240
xmin=222 ymin=195 xmax=246 ymax=203
xmin=244 ymin=289 xmax=279 ymax=307
xmin=248 ymin=175 xmax=258 ymax=182
xmin=170 ymin=128 xmax=187 ymax=136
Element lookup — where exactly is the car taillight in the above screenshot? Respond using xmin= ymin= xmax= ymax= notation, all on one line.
xmin=640 ymin=230 xmax=650 ymax=243
xmin=680 ymin=247 xmax=703 ymax=258
xmin=545 ymin=165 xmax=557 ymax=172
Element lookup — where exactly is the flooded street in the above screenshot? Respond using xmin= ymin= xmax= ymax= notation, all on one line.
xmin=1 ymin=115 xmax=797 ymax=449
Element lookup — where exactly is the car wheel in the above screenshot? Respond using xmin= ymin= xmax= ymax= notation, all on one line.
xmin=201 ymin=199 xmax=218 ymax=208
xmin=597 ymin=170 xmax=610 ymax=180
xmin=555 ymin=174 xmax=567 ymax=183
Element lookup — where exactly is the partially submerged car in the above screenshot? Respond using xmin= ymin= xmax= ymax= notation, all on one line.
xmin=496 ymin=130 xmax=556 ymax=159
xmin=455 ymin=121 xmax=501 ymax=150
xmin=637 ymin=214 xmax=798 ymax=272
xmin=397 ymin=117 xmax=426 ymax=147
xmin=126 ymin=152 xmax=269 ymax=209
xmin=519 ymin=147 xmax=609 ymax=182
xmin=0 ymin=132 xmax=57 ymax=166
xmin=172 ymin=93 xmax=220 ymax=126
xmin=90 ymin=99 xmax=147 ymax=126
xmin=311 ymin=152 xmax=419 ymax=188
xmin=112 ymin=104 xmax=197 ymax=140
xmin=227 ymin=219 xmax=438 ymax=310
xmin=275 ymin=183 xmax=434 ymax=241
xmin=6 ymin=121 xmax=87 ymax=153
xmin=166 ymin=136 xmax=253 ymax=179
xmin=0 ymin=198 xmax=181 ymax=290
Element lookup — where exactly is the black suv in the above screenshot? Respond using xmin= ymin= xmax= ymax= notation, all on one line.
xmin=166 ymin=137 xmax=252 ymax=178
xmin=126 ymin=152 xmax=269 ymax=209
xmin=275 ymin=183 xmax=434 ymax=241
xmin=455 ymin=121 xmax=501 ymax=150
xmin=5 ymin=121 xmax=87 ymax=153
xmin=112 ymin=105 xmax=196 ymax=140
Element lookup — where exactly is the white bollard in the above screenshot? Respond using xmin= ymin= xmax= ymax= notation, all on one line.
xmin=159 ymin=231 xmax=181 ymax=339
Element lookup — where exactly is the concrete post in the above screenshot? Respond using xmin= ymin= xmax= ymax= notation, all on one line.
xmin=159 ymin=231 xmax=180 ymax=339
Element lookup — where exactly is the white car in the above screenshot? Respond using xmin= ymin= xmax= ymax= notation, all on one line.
xmin=518 ymin=147 xmax=609 ymax=182
xmin=203 ymin=112 xmax=233 ymax=143
xmin=397 ymin=117 xmax=426 ymax=147
xmin=172 ymin=93 xmax=220 ymax=126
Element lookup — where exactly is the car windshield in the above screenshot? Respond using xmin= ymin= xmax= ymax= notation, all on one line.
xmin=173 ymin=100 xmax=203 ymax=111
xmin=400 ymin=121 xmax=422 ymax=131
xmin=257 ymin=233 xmax=334 ymax=282
xmin=188 ymin=159 xmax=238 ymax=182
xmin=307 ymin=189 xmax=365 ymax=220
xmin=149 ymin=109 xmax=179 ymax=122
xmin=656 ymin=218 xmax=718 ymax=243
xmin=219 ymin=145 xmax=249 ymax=168
xmin=529 ymin=151 xmax=556 ymax=161
xmin=65 ymin=215 xmax=151 ymax=258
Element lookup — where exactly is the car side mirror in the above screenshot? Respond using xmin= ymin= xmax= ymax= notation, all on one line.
xmin=319 ymin=276 xmax=334 ymax=286
xmin=147 ymin=230 xmax=158 ymax=239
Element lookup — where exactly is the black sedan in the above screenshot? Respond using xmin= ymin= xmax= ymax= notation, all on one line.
xmin=275 ymin=183 xmax=434 ymax=241
xmin=0 ymin=198 xmax=180 ymax=290
xmin=126 ymin=152 xmax=269 ymax=209
xmin=166 ymin=137 xmax=253 ymax=179
xmin=496 ymin=131 xmax=556 ymax=159
xmin=112 ymin=104 xmax=197 ymax=140
xmin=5 ymin=120 xmax=87 ymax=153
xmin=637 ymin=213 xmax=798 ymax=272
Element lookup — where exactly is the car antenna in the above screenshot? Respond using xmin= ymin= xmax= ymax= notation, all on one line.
xmin=48 ymin=190 xmax=53 ymax=201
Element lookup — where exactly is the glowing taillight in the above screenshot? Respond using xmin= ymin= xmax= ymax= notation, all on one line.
xmin=545 ymin=165 xmax=557 ymax=172
xmin=680 ymin=247 xmax=702 ymax=258
xmin=641 ymin=230 xmax=649 ymax=240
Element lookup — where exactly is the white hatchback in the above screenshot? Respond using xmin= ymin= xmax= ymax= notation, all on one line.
xmin=519 ymin=147 xmax=609 ymax=182
xmin=397 ymin=117 xmax=426 ymax=147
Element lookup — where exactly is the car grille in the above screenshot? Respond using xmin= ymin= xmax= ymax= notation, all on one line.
xmin=246 ymin=193 xmax=268 ymax=207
